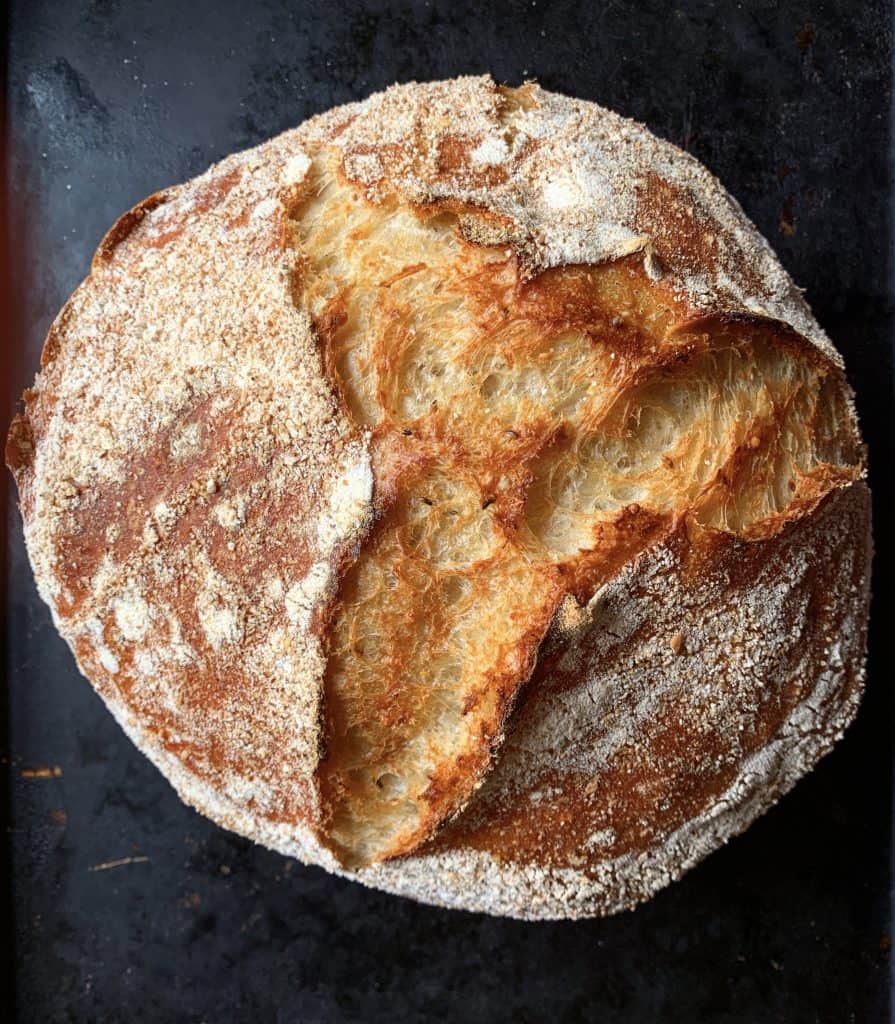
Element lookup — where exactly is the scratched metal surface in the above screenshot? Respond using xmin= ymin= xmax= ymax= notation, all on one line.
xmin=5 ymin=1 xmax=893 ymax=1020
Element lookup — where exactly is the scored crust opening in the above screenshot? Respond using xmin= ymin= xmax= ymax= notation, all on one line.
xmin=291 ymin=149 xmax=861 ymax=869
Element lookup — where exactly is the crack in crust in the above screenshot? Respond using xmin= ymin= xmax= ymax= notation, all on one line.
xmin=291 ymin=147 xmax=862 ymax=867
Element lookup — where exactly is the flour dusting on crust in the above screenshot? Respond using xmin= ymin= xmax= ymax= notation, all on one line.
xmin=6 ymin=76 xmax=870 ymax=918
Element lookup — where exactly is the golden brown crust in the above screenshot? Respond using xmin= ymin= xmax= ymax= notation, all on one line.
xmin=7 ymin=76 xmax=871 ymax=917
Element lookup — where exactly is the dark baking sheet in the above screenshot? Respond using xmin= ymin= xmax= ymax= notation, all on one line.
xmin=4 ymin=1 xmax=893 ymax=1020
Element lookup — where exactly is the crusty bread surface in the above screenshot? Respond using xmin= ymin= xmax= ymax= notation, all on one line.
xmin=7 ymin=76 xmax=871 ymax=918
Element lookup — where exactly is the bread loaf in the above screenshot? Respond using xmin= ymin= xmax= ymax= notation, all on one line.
xmin=7 ymin=76 xmax=871 ymax=919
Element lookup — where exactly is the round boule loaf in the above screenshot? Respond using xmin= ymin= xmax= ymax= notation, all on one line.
xmin=7 ymin=75 xmax=871 ymax=920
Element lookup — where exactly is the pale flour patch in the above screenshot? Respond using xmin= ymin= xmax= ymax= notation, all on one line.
xmin=112 ymin=587 xmax=151 ymax=642
xmin=470 ymin=134 xmax=509 ymax=166
xmin=169 ymin=421 xmax=201 ymax=460
xmin=282 ymin=151 xmax=311 ymax=185
xmin=285 ymin=561 xmax=331 ymax=631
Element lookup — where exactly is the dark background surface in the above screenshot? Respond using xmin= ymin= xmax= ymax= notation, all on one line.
xmin=4 ymin=1 xmax=893 ymax=1021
